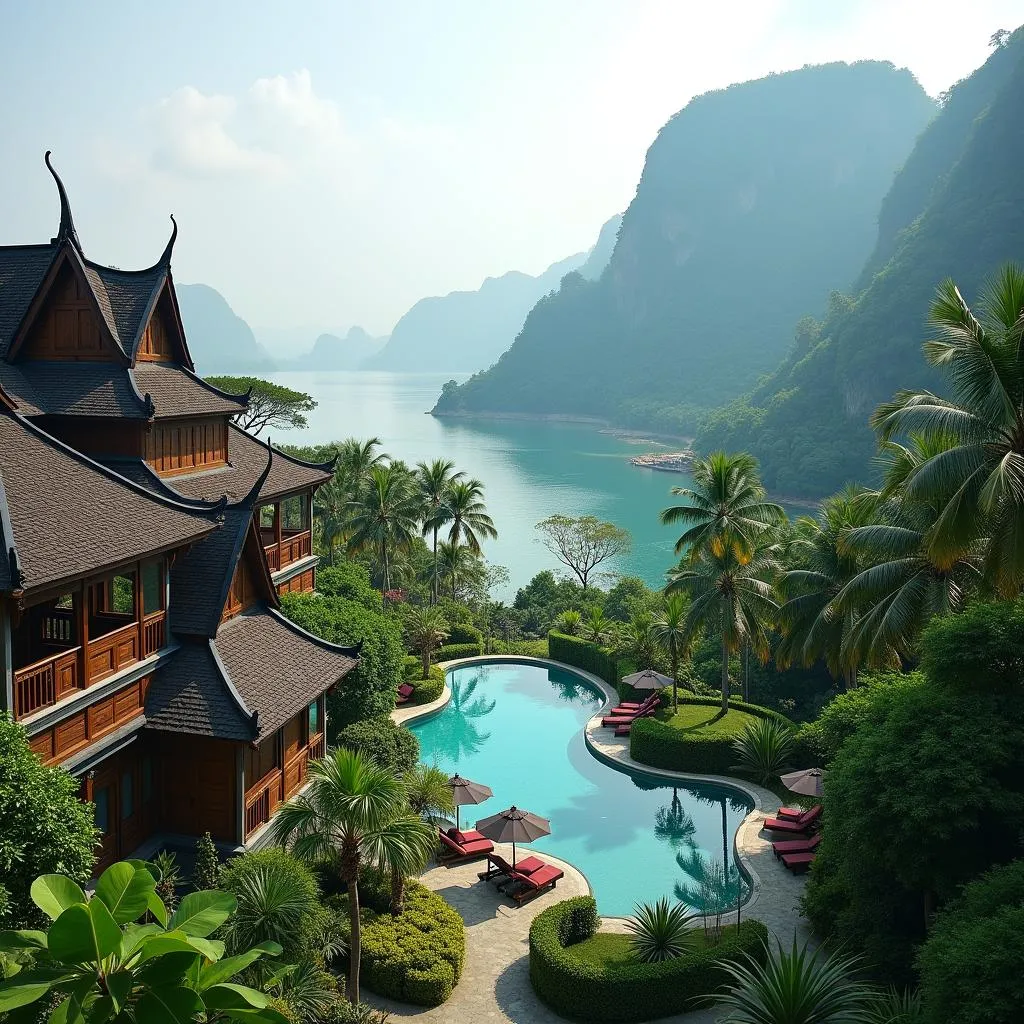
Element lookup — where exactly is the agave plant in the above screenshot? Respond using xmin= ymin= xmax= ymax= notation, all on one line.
xmin=715 ymin=939 xmax=875 ymax=1023
xmin=863 ymin=987 xmax=924 ymax=1024
xmin=624 ymin=897 xmax=696 ymax=963
xmin=555 ymin=609 xmax=583 ymax=635
xmin=731 ymin=717 xmax=795 ymax=785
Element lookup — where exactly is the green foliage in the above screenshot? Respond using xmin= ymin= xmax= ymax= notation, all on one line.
xmin=554 ymin=609 xmax=582 ymax=636
xmin=0 ymin=713 xmax=98 ymax=928
xmin=915 ymin=859 xmax=1024 ymax=1024
xmin=281 ymin=592 xmax=405 ymax=731
xmin=0 ymin=860 xmax=285 ymax=1022
xmin=535 ymin=515 xmax=631 ymax=591
xmin=404 ymin=765 xmax=455 ymax=819
xmin=152 ymin=850 xmax=182 ymax=914
xmin=432 ymin=642 xmax=483 ymax=662
xmin=447 ymin=622 xmax=482 ymax=646
xmin=315 ymin=563 xmax=382 ymax=614
xmin=207 ymin=375 xmax=317 ymax=434
xmin=548 ymin=631 xmax=620 ymax=685
xmin=730 ymin=717 xmax=795 ymax=785
xmin=529 ymin=895 xmax=769 ymax=1022
xmin=335 ymin=716 xmax=420 ymax=774
xmin=514 ymin=570 xmax=586 ymax=634
xmin=410 ymin=666 xmax=445 ymax=704
xmin=603 ymin=577 xmax=661 ymax=622
xmin=487 ymin=638 xmax=549 ymax=658
xmin=193 ymin=833 xmax=220 ymax=893
xmin=624 ymin=899 xmax=696 ymax=963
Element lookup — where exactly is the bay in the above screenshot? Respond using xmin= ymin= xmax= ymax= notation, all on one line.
xmin=275 ymin=370 xmax=689 ymax=601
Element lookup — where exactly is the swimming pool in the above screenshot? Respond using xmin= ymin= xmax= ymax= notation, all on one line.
xmin=409 ymin=660 xmax=752 ymax=917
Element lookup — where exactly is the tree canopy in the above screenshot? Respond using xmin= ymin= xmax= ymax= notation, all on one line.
xmin=535 ymin=515 xmax=631 ymax=591
xmin=206 ymin=375 xmax=317 ymax=435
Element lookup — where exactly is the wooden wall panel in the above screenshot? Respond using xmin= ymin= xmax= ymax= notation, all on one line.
xmin=223 ymin=557 xmax=257 ymax=622
xmin=276 ymin=568 xmax=315 ymax=597
xmin=145 ymin=417 xmax=228 ymax=477
xmin=23 ymin=262 xmax=116 ymax=361
xmin=155 ymin=734 xmax=238 ymax=843
xmin=136 ymin=304 xmax=173 ymax=361
xmin=88 ymin=743 xmax=157 ymax=874
xmin=37 ymin=418 xmax=145 ymax=459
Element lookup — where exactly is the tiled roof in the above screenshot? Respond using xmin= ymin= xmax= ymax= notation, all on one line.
xmin=170 ymin=423 xmax=332 ymax=504
xmin=132 ymin=363 xmax=247 ymax=419
xmin=0 ymin=413 xmax=218 ymax=594
xmin=0 ymin=245 xmax=56 ymax=359
xmin=213 ymin=607 xmax=359 ymax=739
xmin=83 ymin=262 xmax=166 ymax=358
xmin=145 ymin=641 xmax=255 ymax=741
xmin=0 ymin=360 xmax=149 ymax=418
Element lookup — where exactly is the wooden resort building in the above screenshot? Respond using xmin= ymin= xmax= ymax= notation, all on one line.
xmin=0 ymin=154 xmax=360 ymax=869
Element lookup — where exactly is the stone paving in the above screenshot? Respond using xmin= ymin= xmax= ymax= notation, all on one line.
xmin=380 ymin=656 xmax=812 ymax=1022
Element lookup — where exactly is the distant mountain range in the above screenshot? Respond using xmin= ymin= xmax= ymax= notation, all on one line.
xmin=176 ymin=283 xmax=275 ymax=374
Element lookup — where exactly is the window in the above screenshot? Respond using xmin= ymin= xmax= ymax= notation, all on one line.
xmin=142 ymin=561 xmax=163 ymax=615
xmin=121 ymin=772 xmax=134 ymax=819
xmin=260 ymin=505 xmax=276 ymax=529
xmin=55 ymin=592 xmax=73 ymax=610
xmin=308 ymin=699 xmax=319 ymax=736
xmin=281 ymin=493 xmax=310 ymax=532
xmin=95 ymin=786 xmax=110 ymax=835
xmin=110 ymin=573 xmax=135 ymax=615
xmin=141 ymin=758 xmax=153 ymax=802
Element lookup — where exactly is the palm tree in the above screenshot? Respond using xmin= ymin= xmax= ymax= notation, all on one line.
xmin=620 ymin=609 xmax=660 ymax=669
xmin=652 ymin=594 xmax=688 ymax=711
xmin=338 ymin=437 xmax=386 ymax=492
xmin=871 ymin=265 xmax=1024 ymax=597
xmin=436 ymin=539 xmax=477 ymax=601
xmin=775 ymin=486 xmax=877 ymax=689
xmin=362 ymin=810 xmax=437 ymax=916
xmin=271 ymin=748 xmax=409 ymax=1004
xmin=315 ymin=474 xmax=352 ymax=565
xmin=417 ymin=459 xmax=464 ymax=603
xmin=584 ymin=606 xmax=611 ymax=644
xmin=666 ymin=542 xmax=779 ymax=712
xmin=404 ymin=764 xmax=456 ymax=820
xmin=446 ymin=478 xmax=497 ymax=554
xmin=347 ymin=463 xmax=420 ymax=609
xmin=660 ymin=451 xmax=785 ymax=562
xmin=405 ymin=604 xmax=450 ymax=679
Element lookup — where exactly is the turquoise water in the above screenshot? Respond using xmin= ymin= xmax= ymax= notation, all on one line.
xmin=410 ymin=661 xmax=752 ymax=916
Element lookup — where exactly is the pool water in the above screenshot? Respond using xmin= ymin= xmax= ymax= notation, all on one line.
xmin=410 ymin=661 xmax=752 ymax=917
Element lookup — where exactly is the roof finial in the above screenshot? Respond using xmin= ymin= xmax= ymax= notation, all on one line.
xmin=44 ymin=151 xmax=82 ymax=253
xmin=158 ymin=214 xmax=178 ymax=266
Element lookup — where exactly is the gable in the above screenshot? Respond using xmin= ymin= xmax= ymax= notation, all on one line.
xmin=221 ymin=521 xmax=277 ymax=623
xmin=136 ymin=286 xmax=188 ymax=363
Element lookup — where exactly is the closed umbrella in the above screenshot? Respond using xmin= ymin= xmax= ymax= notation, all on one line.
xmin=475 ymin=805 xmax=551 ymax=867
xmin=781 ymin=768 xmax=826 ymax=798
xmin=448 ymin=774 xmax=492 ymax=831
xmin=621 ymin=669 xmax=674 ymax=691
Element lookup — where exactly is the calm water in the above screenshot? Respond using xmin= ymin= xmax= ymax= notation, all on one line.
xmin=411 ymin=661 xmax=751 ymax=916
xmin=276 ymin=370 xmax=690 ymax=600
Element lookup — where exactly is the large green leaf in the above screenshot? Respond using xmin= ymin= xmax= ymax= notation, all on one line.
xmin=119 ymin=923 xmax=164 ymax=961
xmin=31 ymin=877 xmax=87 ymax=922
xmin=104 ymin=970 xmax=133 ymax=1013
xmin=0 ymin=930 xmax=48 ymax=953
xmin=135 ymin=934 xmax=200 ymax=963
xmin=94 ymin=864 xmax=155 ymax=925
xmin=201 ymin=983 xmax=269 ymax=1010
xmin=47 ymin=906 xmax=102 ymax=966
xmin=136 ymin=950 xmax=200 ymax=989
xmin=145 ymin=890 xmax=168 ymax=928
xmin=182 ymin=936 xmax=224 ymax=962
xmin=134 ymin=986 xmax=203 ymax=1024
xmin=47 ymin=994 xmax=85 ymax=1024
xmin=0 ymin=978 xmax=51 ymax=1011
xmin=167 ymin=892 xmax=235 ymax=938
xmin=197 ymin=943 xmax=281 ymax=990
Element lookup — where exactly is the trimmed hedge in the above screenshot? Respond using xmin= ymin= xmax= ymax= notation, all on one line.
xmin=412 ymin=665 xmax=445 ymax=704
xmin=548 ymin=631 xmax=620 ymax=685
xmin=630 ymin=698 xmax=793 ymax=775
xmin=336 ymin=715 xmax=420 ymax=773
xmin=448 ymin=623 xmax=483 ymax=646
xmin=529 ymin=896 xmax=769 ymax=1022
xmin=433 ymin=642 xmax=483 ymax=662
xmin=359 ymin=871 xmax=466 ymax=1007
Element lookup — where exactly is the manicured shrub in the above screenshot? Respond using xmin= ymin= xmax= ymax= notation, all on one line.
xmin=432 ymin=642 xmax=483 ymax=662
xmin=487 ymin=638 xmax=550 ymax=658
xmin=336 ymin=716 xmax=420 ymax=774
xmin=411 ymin=665 xmax=445 ymax=704
xmin=916 ymin=859 xmax=1024 ymax=1024
xmin=529 ymin=896 xmax=768 ymax=1022
xmin=448 ymin=622 xmax=483 ymax=646
xmin=316 ymin=562 xmax=381 ymax=613
xmin=558 ymin=897 xmax=599 ymax=946
xmin=549 ymin=631 xmax=620 ymax=684
xmin=0 ymin=713 xmax=98 ymax=927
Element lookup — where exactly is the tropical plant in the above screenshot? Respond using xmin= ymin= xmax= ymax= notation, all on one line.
xmin=714 ymin=939 xmax=875 ymax=1024
xmin=404 ymin=764 xmax=456 ymax=820
xmin=864 ymin=987 xmax=925 ymax=1024
xmin=731 ymin=717 xmax=795 ymax=785
xmin=152 ymin=849 xmax=182 ymax=914
xmin=660 ymin=451 xmax=785 ymax=562
xmin=445 ymin=478 xmax=497 ymax=555
xmin=405 ymin=605 xmax=450 ymax=678
xmin=653 ymin=789 xmax=696 ymax=848
xmin=652 ymin=594 xmax=688 ymax=710
xmin=338 ymin=437 xmax=386 ymax=492
xmin=624 ymin=897 xmax=696 ymax=963
xmin=620 ymin=610 xmax=660 ymax=669
xmin=270 ymin=748 xmax=409 ymax=1004
xmin=194 ymin=832 xmax=220 ymax=892
xmin=554 ymin=609 xmax=583 ymax=635
xmin=666 ymin=542 xmax=780 ymax=712
xmin=436 ymin=540 xmax=479 ymax=601
xmin=870 ymin=265 xmax=1024 ymax=598
xmin=583 ymin=606 xmax=611 ymax=644
xmin=674 ymin=851 xmax=743 ymax=942
xmin=417 ymin=459 xmax=464 ymax=603
xmin=362 ymin=812 xmax=437 ymax=915
xmin=0 ymin=861 xmax=285 ymax=1022
xmin=316 ymin=474 xmax=354 ymax=565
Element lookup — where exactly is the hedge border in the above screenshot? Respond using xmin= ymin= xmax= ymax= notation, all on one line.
xmin=548 ymin=631 xmax=620 ymax=685
xmin=529 ymin=896 xmax=768 ymax=1022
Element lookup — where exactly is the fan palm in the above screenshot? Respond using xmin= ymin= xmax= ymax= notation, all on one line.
xmin=417 ymin=459 xmax=464 ymax=603
xmin=405 ymin=604 xmax=450 ymax=679
xmin=404 ymin=763 xmax=456 ymax=820
xmin=660 ymin=451 xmax=785 ymax=561
xmin=446 ymin=478 xmax=498 ymax=554
xmin=584 ymin=606 xmax=611 ymax=644
xmin=362 ymin=810 xmax=437 ymax=915
xmin=871 ymin=265 xmax=1024 ymax=597
xmin=271 ymin=748 xmax=408 ymax=1004
xmin=666 ymin=542 xmax=779 ymax=712
xmin=347 ymin=463 xmax=420 ymax=609
xmin=652 ymin=594 xmax=688 ymax=710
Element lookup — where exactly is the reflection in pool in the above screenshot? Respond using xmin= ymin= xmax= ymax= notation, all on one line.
xmin=409 ymin=660 xmax=752 ymax=916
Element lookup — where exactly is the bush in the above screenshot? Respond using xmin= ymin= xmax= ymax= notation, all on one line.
xmin=549 ymin=631 xmax=620 ymax=684
xmin=281 ymin=593 xmax=405 ymax=731
xmin=432 ymin=642 xmax=483 ymax=662
xmin=0 ymin=713 xmax=98 ymax=927
xmin=357 ymin=871 xmax=465 ymax=1007
xmin=315 ymin=563 xmax=381 ymax=613
xmin=447 ymin=622 xmax=483 ymax=646
xmin=487 ymin=638 xmax=549 ymax=658
xmin=529 ymin=896 xmax=769 ymax=1022
xmin=411 ymin=665 xmax=445 ymax=704
xmin=193 ymin=831 xmax=220 ymax=892
xmin=336 ymin=716 xmax=420 ymax=773
xmin=916 ymin=859 xmax=1024 ymax=1024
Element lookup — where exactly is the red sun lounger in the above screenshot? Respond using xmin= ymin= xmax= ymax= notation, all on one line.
xmin=782 ymin=851 xmax=816 ymax=873
xmin=478 ymin=853 xmax=545 ymax=883
xmin=602 ymin=701 xmax=660 ymax=728
xmin=438 ymin=827 xmax=493 ymax=864
xmin=763 ymin=804 xmax=822 ymax=834
xmin=396 ymin=683 xmax=415 ymax=704
xmin=504 ymin=863 xmax=565 ymax=904
xmin=609 ymin=694 xmax=658 ymax=715
xmin=772 ymin=833 xmax=822 ymax=859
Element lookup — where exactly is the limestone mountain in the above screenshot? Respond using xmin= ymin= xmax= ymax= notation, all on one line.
xmin=176 ymin=283 xmax=274 ymax=373
xmin=433 ymin=62 xmax=934 ymax=429
xmin=290 ymin=327 xmax=389 ymax=370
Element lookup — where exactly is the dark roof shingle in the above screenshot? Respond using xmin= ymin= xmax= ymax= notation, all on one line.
xmin=0 ymin=360 xmax=148 ymax=418
xmin=0 ymin=245 xmax=56 ymax=359
xmin=84 ymin=263 xmax=166 ymax=357
xmin=131 ymin=363 xmax=247 ymax=419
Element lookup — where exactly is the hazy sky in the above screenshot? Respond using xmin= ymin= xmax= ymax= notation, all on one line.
xmin=0 ymin=2 xmax=1018 ymax=344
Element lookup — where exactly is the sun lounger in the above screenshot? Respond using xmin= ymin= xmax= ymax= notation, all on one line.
xmin=504 ymin=863 xmax=564 ymax=904
xmin=477 ymin=852 xmax=545 ymax=883
xmin=438 ymin=827 xmax=493 ymax=864
xmin=396 ymin=683 xmax=415 ymax=705
xmin=772 ymin=833 xmax=822 ymax=859
xmin=781 ymin=851 xmax=816 ymax=873
xmin=762 ymin=804 xmax=822 ymax=834
xmin=609 ymin=694 xmax=658 ymax=716
xmin=602 ymin=700 xmax=660 ymax=728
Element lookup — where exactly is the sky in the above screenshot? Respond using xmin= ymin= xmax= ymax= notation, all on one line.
xmin=0 ymin=1 xmax=1019 ymax=348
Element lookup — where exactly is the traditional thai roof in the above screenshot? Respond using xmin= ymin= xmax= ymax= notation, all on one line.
xmin=0 ymin=244 xmax=56 ymax=359
xmin=0 ymin=360 xmax=150 ymax=418
xmin=131 ymin=363 xmax=248 ymax=419
xmin=0 ymin=411 xmax=220 ymax=595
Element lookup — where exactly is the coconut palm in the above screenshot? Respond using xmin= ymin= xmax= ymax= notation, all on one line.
xmin=714 ymin=939 xmax=876 ymax=1023
xmin=271 ymin=748 xmax=409 ymax=1004
xmin=347 ymin=463 xmax=420 ymax=609
xmin=405 ymin=604 xmax=450 ymax=679
xmin=404 ymin=763 xmax=456 ymax=820
xmin=652 ymin=594 xmax=688 ymax=711
xmin=417 ymin=459 xmax=464 ymax=603
xmin=446 ymin=478 xmax=498 ymax=554
xmin=436 ymin=539 xmax=477 ymax=601
xmin=362 ymin=810 xmax=437 ymax=916
xmin=660 ymin=451 xmax=785 ymax=562
xmin=338 ymin=436 xmax=386 ymax=492
xmin=666 ymin=542 xmax=779 ymax=712
xmin=314 ymin=474 xmax=353 ymax=565
xmin=625 ymin=898 xmax=696 ymax=963
xmin=871 ymin=265 xmax=1024 ymax=597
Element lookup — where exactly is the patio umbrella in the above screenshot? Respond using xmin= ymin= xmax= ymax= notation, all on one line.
xmin=475 ymin=805 xmax=551 ymax=867
xmin=621 ymin=668 xmax=675 ymax=691
xmin=781 ymin=768 xmax=827 ymax=798
xmin=448 ymin=774 xmax=493 ymax=831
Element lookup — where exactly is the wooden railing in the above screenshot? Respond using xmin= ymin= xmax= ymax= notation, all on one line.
xmin=14 ymin=648 xmax=81 ymax=719
xmin=142 ymin=611 xmax=166 ymax=657
xmin=87 ymin=622 xmax=139 ymax=684
xmin=263 ymin=543 xmax=281 ymax=572
xmin=244 ymin=767 xmax=283 ymax=840
xmin=42 ymin=608 xmax=74 ymax=644
xmin=281 ymin=530 xmax=312 ymax=567
xmin=309 ymin=732 xmax=325 ymax=762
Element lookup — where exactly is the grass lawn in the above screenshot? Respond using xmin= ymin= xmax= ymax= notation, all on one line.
xmin=654 ymin=703 xmax=762 ymax=738
xmin=566 ymin=929 xmax=726 ymax=970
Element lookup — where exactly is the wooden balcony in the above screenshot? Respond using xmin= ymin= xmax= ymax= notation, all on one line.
xmin=14 ymin=648 xmax=81 ymax=719
xmin=243 ymin=731 xmax=324 ymax=840
xmin=263 ymin=530 xmax=312 ymax=574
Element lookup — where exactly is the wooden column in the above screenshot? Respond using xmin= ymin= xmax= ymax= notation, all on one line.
xmin=76 ymin=581 xmax=90 ymax=688
xmin=134 ymin=563 xmax=144 ymax=657
xmin=274 ymin=501 xmax=283 ymax=549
